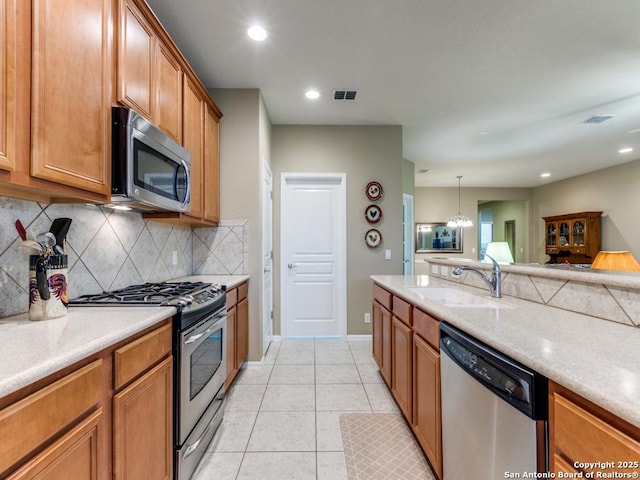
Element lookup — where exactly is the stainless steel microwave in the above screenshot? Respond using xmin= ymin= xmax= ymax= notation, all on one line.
xmin=111 ymin=106 xmax=191 ymax=212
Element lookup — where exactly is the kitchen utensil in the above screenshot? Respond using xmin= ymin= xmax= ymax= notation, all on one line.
xmin=48 ymin=218 xmax=72 ymax=251
xmin=18 ymin=240 xmax=44 ymax=254
xmin=15 ymin=220 xmax=27 ymax=241
xmin=36 ymin=232 xmax=56 ymax=255
xmin=35 ymin=256 xmax=51 ymax=301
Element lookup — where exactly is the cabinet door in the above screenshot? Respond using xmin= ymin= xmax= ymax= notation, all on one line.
xmin=392 ymin=317 xmax=412 ymax=421
xmin=7 ymin=409 xmax=103 ymax=480
xmin=31 ymin=0 xmax=111 ymax=195
xmin=225 ymin=305 xmax=237 ymax=387
xmin=117 ymin=0 xmax=154 ymax=118
xmin=381 ymin=306 xmax=392 ymax=387
xmin=0 ymin=0 xmax=19 ymax=173
xmin=113 ymin=357 xmax=173 ymax=480
xmin=372 ymin=301 xmax=384 ymax=370
xmin=236 ymin=297 xmax=249 ymax=369
xmin=155 ymin=42 xmax=182 ymax=142
xmin=183 ymin=77 xmax=204 ymax=219
xmin=413 ymin=335 xmax=442 ymax=479
xmin=203 ymin=103 xmax=220 ymax=223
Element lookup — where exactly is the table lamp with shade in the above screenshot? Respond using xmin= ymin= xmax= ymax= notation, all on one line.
xmin=590 ymin=251 xmax=640 ymax=271
xmin=482 ymin=242 xmax=515 ymax=265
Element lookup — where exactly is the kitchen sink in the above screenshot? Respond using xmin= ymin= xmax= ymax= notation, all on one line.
xmin=406 ymin=287 xmax=514 ymax=309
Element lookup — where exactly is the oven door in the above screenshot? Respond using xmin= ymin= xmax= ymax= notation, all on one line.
xmin=178 ymin=307 xmax=226 ymax=445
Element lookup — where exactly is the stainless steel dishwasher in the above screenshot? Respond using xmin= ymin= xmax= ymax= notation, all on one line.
xmin=439 ymin=322 xmax=548 ymax=480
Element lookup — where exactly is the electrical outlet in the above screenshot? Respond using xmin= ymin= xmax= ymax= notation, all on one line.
xmin=440 ymin=266 xmax=448 ymax=276
xmin=364 ymin=313 xmax=371 ymax=324
xmin=472 ymin=247 xmax=476 ymax=253
xmin=172 ymin=251 xmax=178 ymax=266
xmin=385 ymin=249 xmax=391 ymax=260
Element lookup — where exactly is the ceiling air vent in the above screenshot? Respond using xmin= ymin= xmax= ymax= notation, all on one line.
xmin=334 ymin=90 xmax=357 ymax=100
xmin=583 ymin=115 xmax=614 ymax=124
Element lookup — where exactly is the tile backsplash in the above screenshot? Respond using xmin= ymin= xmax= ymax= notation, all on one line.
xmin=0 ymin=196 xmax=247 ymax=318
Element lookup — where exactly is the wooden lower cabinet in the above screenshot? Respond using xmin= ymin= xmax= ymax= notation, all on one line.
xmin=225 ymin=304 xmax=237 ymax=387
xmin=225 ymin=281 xmax=249 ymax=387
xmin=391 ymin=316 xmax=413 ymax=422
xmin=372 ymin=299 xmax=392 ymax=386
xmin=549 ymin=381 xmax=640 ymax=476
xmin=0 ymin=320 xmax=173 ymax=479
xmin=413 ymin=334 xmax=442 ymax=479
xmin=113 ymin=357 xmax=173 ymax=480
xmin=7 ymin=409 xmax=103 ymax=480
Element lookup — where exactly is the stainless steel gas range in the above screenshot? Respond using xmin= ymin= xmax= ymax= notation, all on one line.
xmin=70 ymin=281 xmax=227 ymax=480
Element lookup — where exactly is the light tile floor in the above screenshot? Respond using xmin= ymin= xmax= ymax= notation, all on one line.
xmin=192 ymin=337 xmax=399 ymax=480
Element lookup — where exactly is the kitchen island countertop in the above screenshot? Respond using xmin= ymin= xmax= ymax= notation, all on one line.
xmin=372 ymin=274 xmax=640 ymax=429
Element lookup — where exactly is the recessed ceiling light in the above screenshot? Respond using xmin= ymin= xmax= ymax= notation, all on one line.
xmin=478 ymin=131 xmax=489 ymax=135
xmin=540 ymin=172 xmax=551 ymax=178
xmin=305 ymin=90 xmax=320 ymax=100
xmin=247 ymin=25 xmax=267 ymax=41
xmin=619 ymin=147 xmax=634 ymax=154
xmin=628 ymin=128 xmax=640 ymax=134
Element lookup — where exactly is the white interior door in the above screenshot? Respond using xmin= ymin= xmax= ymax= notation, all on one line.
xmin=262 ymin=162 xmax=273 ymax=353
xmin=281 ymin=173 xmax=346 ymax=337
xmin=403 ymin=194 xmax=415 ymax=275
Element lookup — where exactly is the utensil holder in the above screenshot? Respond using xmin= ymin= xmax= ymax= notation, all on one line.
xmin=28 ymin=254 xmax=68 ymax=320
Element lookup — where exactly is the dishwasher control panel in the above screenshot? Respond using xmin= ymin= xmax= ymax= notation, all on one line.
xmin=440 ymin=322 xmax=548 ymax=420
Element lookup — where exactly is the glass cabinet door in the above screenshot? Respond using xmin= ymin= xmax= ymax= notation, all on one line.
xmin=546 ymin=223 xmax=557 ymax=247
xmin=558 ymin=222 xmax=570 ymax=247
xmin=572 ymin=220 xmax=585 ymax=247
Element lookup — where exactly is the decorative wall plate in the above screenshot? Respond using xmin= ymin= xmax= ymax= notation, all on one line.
xmin=366 ymin=181 xmax=383 ymax=201
xmin=364 ymin=204 xmax=383 ymax=224
xmin=365 ymin=229 xmax=382 ymax=248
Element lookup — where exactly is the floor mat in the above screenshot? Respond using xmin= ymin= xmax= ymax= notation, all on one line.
xmin=340 ymin=413 xmax=436 ymax=480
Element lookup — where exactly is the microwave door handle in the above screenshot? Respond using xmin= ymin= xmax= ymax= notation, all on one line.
xmin=180 ymin=159 xmax=191 ymax=209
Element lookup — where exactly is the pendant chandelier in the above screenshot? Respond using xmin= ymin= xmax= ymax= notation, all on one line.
xmin=447 ymin=176 xmax=473 ymax=228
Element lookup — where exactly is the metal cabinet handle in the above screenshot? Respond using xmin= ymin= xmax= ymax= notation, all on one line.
xmin=287 ymin=263 xmax=297 ymax=269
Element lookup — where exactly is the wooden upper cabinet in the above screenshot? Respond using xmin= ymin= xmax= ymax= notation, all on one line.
xmin=183 ymin=76 xmax=204 ymax=220
xmin=0 ymin=0 xmax=19 ymax=173
xmin=117 ymin=0 xmax=183 ymax=143
xmin=30 ymin=0 xmax=112 ymax=195
xmin=204 ymin=103 xmax=220 ymax=223
xmin=118 ymin=0 xmax=155 ymax=119
xmin=543 ymin=212 xmax=602 ymax=264
xmin=156 ymin=42 xmax=183 ymax=142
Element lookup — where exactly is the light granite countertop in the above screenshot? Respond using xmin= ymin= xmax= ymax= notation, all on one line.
xmin=0 ymin=306 xmax=176 ymax=399
xmin=0 ymin=275 xmax=249 ymax=401
xmin=173 ymin=274 xmax=250 ymax=290
xmin=371 ymin=274 xmax=640 ymax=429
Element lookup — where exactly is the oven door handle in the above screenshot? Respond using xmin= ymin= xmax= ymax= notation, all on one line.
xmin=184 ymin=314 xmax=224 ymax=345
xmin=183 ymin=412 xmax=216 ymax=459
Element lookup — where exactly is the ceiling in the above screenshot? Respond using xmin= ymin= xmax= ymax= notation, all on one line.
xmin=145 ymin=0 xmax=640 ymax=188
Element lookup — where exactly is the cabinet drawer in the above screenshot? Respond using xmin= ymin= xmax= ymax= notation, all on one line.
xmin=392 ymin=296 xmax=412 ymax=326
xmin=114 ymin=322 xmax=172 ymax=390
xmin=226 ymin=288 xmax=237 ymax=308
xmin=413 ymin=308 xmax=439 ymax=350
xmin=553 ymin=393 xmax=640 ymax=465
xmin=238 ymin=282 xmax=248 ymax=301
xmin=373 ymin=284 xmax=392 ymax=310
xmin=0 ymin=360 xmax=103 ymax=473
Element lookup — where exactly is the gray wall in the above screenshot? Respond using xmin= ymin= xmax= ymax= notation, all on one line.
xmin=210 ymin=88 xmax=270 ymax=360
xmin=478 ymin=200 xmax=528 ymax=263
xmin=272 ymin=125 xmax=404 ymax=335
xmin=531 ymin=158 xmax=640 ymax=262
xmin=414 ymin=187 xmax=533 ymax=261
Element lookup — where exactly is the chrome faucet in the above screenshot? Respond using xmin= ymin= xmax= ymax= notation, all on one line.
xmin=452 ymin=254 xmax=502 ymax=298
